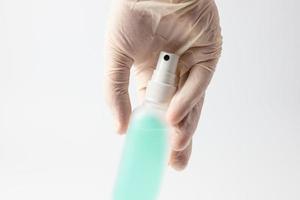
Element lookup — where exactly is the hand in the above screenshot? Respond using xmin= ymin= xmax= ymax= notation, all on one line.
xmin=104 ymin=0 xmax=222 ymax=170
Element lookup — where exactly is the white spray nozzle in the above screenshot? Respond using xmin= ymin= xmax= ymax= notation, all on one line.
xmin=145 ymin=52 xmax=179 ymax=105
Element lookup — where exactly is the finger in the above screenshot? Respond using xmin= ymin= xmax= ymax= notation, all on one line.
xmin=171 ymin=96 xmax=204 ymax=151
xmin=133 ymin=55 xmax=158 ymax=104
xmin=167 ymin=64 xmax=213 ymax=125
xmin=169 ymin=140 xmax=193 ymax=171
xmin=104 ymin=46 xmax=133 ymax=134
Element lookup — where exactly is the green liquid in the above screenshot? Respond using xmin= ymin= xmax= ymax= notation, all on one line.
xmin=113 ymin=111 xmax=168 ymax=200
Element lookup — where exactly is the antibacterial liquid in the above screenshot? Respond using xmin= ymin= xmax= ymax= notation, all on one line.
xmin=113 ymin=52 xmax=179 ymax=200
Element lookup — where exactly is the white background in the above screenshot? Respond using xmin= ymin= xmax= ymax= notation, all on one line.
xmin=0 ymin=0 xmax=299 ymax=199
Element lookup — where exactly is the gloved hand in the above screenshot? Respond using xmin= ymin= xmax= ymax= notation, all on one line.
xmin=104 ymin=0 xmax=222 ymax=170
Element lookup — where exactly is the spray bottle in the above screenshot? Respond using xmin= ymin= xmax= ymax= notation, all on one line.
xmin=113 ymin=52 xmax=179 ymax=200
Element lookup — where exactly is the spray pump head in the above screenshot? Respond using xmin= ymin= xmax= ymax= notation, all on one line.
xmin=145 ymin=52 xmax=179 ymax=105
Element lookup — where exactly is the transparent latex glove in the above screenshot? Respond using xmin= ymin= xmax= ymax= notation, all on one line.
xmin=104 ymin=0 xmax=222 ymax=170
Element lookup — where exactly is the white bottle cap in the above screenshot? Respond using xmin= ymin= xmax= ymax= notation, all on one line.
xmin=145 ymin=52 xmax=179 ymax=105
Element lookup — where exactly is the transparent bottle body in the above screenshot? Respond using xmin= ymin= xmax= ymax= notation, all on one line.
xmin=113 ymin=101 xmax=171 ymax=200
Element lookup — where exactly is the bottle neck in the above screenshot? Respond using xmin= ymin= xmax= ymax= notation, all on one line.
xmin=143 ymin=99 xmax=169 ymax=112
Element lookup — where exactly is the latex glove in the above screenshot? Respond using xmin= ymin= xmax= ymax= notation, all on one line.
xmin=104 ymin=0 xmax=222 ymax=170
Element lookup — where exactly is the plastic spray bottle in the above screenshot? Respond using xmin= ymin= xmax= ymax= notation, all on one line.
xmin=113 ymin=52 xmax=179 ymax=200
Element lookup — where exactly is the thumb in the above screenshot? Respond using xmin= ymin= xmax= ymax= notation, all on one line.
xmin=104 ymin=46 xmax=133 ymax=134
xmin=167 ymin=65 xmax=213 ymax=125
